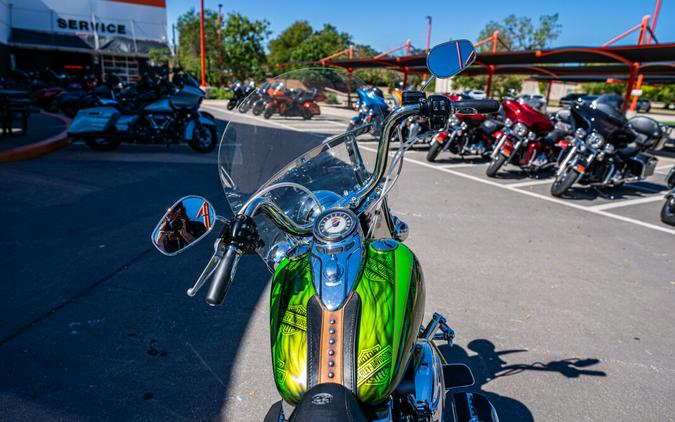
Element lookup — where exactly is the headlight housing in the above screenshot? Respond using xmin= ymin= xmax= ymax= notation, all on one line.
xmin=587 ymin=132 xmax=605 ymax=149
xmin=575 ymin=128 xmax=587 ymax=139
xmin=527 ymin=131 xmax=536 ymax=141
xmin=448 ymin=115 xmax=460 ymax=127
xmin=513 ymin=122 xmax=529 ymax=138
xmin=504 ymin=118 xmax=514 ymax=128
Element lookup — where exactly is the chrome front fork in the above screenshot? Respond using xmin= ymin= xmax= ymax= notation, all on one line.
xmin=490 ymin=132 xmax=508 ymax=159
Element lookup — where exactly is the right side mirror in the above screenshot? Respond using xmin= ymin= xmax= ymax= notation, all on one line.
xmin=151 ymin=195 xmax=216 ymax=256
xmin=426 ymin=40 xmax=476 ymax=79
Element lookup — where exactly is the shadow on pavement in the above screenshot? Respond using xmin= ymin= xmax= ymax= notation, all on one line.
xmin=440 ymin=339 xmax=606 ymax=421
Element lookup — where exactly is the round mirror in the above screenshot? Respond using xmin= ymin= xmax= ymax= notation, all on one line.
xmin=426 ymin=40 xmax=476 ymax=79
xmin=151 ymin=195 xmax=216 ymax=256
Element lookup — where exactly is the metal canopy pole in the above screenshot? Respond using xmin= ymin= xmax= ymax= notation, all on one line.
xmin=485 ymin=65 xmax=495 ymax=98
xmin=199 ymin=0 xmax=207 ymax=87
xmin=626 ymin=15 xmax=650 ymax=113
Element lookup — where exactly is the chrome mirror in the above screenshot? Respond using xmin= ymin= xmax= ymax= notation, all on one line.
xmin=151 ymin=195 xmax=216 ymax=256
xmin=426 ymin=40 xmax=476 ymax=79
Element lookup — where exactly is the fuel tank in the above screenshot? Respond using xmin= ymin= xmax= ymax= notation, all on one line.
xmin=269 ymin=239 xmax=425 ymax=405
xmin=144 ymin=98 xmax=172 ymax=113
xmin=503 ymin=98 xmax=553 ymax=136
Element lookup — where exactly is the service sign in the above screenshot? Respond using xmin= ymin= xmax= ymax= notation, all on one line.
xmin=9 ymin=0 xmax=167 ymax=42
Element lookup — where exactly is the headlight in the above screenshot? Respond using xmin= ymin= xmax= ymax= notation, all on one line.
xmin=587 ymin=132 xmax=605 ymax=149
xmin=527 ymin=131 xmax=536 ymax=141
xmin=504 ymin=118 xmax=513 ymax=128
xmin=604 ymin=143 xmax=615 ymax=154
xmin=513 ymin=122 xmax=529 ymax=137
xmin=575 ymin=128 xmax=587 ymax=139
xmin=448 ymin=115 xmax=460 ymax=126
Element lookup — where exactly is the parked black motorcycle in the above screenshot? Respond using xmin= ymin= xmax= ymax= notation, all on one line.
xmin=238 ymin=81 xmax=270 ymax=114
xmin=68 ymin=73 xmax=217 ymax=152
xmin=661 ymin=166 xmax=675 ymax=226
xmin=550 ymin=101 xmax=668 ymax=197
xmin=227 ymin=80 xmax=254 ymax=110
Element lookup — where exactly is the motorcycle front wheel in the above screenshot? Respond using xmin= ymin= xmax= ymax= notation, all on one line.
xmin=263 ymin=107 xmax=274 ymax=120
xmin=550 ymin=167 xmax=580 ymax=197
xmin=660 ymin=197 xmax=675 ymax=226
xmin=486 ymin=154 xmax=508 ymax=178
xmin=188 ymin=125 xmax=218 ymax=153
xmin=83 ymin=137 xmax=122 ymax=151
xmin=426 ymin=141 xmax=443 ymax=162
xmin=226 ymin=100 xmax=237 ymax=111
xmin=252 ymin=102 xmax=264 ymax=116
xmin=238 ymin=100 xmax=252 ymax=114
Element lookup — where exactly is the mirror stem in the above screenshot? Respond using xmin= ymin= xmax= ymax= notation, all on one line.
xmin=421 ymin=75 xmax=435 ymax=93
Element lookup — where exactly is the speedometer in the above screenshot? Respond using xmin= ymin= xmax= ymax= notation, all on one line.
xmin=314 ymin=209 xmax=357 ymax=242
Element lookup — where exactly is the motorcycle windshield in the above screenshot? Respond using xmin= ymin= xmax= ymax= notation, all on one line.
xmin=218 ymin=68 xmax=384 ymax=268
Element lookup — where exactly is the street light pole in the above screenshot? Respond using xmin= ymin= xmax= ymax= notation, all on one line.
xmin=199 ymin=0 xmax=207 ymax=87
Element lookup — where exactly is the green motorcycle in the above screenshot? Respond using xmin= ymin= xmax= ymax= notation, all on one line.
xmin=151 ymin=41 xmax=501 ymax=421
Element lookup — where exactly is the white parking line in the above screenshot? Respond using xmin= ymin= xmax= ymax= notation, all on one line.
xmin=506 ymin=179 xmax=554 ymax=188
xmin=440 ymin=163 xmax=486 ymax=169
xmin=590 ymin=195 xmax=666 ymax=211
xmin=360 ymin=145 xmax=675 ymax=237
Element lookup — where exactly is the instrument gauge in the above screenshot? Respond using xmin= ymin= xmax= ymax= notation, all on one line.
xmin=314 ymin=209 xmax=357 ymax=242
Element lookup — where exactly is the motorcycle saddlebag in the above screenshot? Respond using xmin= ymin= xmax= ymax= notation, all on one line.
xmin=68 ymin=107 xmax=120 ymax=136
xmin=628 ymin=153 xmax=658 ymax=179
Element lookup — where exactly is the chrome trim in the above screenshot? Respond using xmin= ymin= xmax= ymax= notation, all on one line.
xmin=352 ymin=104 xmax=421 ymax=207
xmin=412 ymin=340 xmax=445 ymax=422
xmin=491 ymin=132 xmax=508 ymax=159
xmin=310 ymin=226 xmax=365 ymax=311
xmin=241 ymin=197 xmax=312 ymax=236
xmin=557 ymin=145 xmax=577 ymax=177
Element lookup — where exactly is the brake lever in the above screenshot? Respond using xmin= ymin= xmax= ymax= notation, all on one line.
xmin=187 ymin=238 xmax=225 ymax=297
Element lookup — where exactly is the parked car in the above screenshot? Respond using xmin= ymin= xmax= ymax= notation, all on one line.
xmin=636 ymin=99 xmax=651 ymax=113
xmin=518 ymin=94 xmax=547 ymax=112
xmin=463 ymin=89 xmax=487 ymax=100
xmin=559 ymin=92 xmax=587 ymax=107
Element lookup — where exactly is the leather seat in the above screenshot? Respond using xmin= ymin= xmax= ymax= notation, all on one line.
xmin=288 ymin=383 xmax=368 ymax=422
xmin=624 ymin=116 xmax=662 ymax=147
xmin=479 ymin=119 xmax=502 ymax=135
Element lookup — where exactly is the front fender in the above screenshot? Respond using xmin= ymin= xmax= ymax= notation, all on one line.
xmin=183 ymin=113 xmax=217 ymax=141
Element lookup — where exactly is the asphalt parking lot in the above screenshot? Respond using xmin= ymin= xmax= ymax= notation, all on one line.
xmin=1 ymin=101 xmax=674 ymax=421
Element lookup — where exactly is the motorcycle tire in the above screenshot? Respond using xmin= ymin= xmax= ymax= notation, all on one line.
xmin=486 ymin=154 xmax=508 ymax=178
xmin=426 ymin=141 xmax=443 ymax=162
xmin=226 ymin=100 xmax=236 ymax=111
xmin=263 ymin=107 xmax=274 ymax=120
xmin=188 ymin=125 xmax=218 ymax=153
xmin=252 ymin=102 xmax=264 ymax=116
xmin=660 ymin=197 xmax=675 ymax=226
xmin=238 ymin=101 xmax=251 ymax=114
xmin=550 ymin=167 xmax=580 ymax=197
xmin=84 ymin=137 xmax=122 ymax=151
xmin=302 ymin=109 xmax=312 ymax=120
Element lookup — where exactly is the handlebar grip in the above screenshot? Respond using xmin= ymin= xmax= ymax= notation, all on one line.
xmin=454 ymin=99 xmax=500 ymax=114
xmin=205 ymin=245 xmax=240 ymax=306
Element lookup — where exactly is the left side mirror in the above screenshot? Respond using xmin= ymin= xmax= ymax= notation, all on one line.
xmin=151 ymin=195 xmax=216 ymax=256
xmin=426 ymin=40 xmax=476 ymax=79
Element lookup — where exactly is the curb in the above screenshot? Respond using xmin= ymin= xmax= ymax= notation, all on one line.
xmin=0 ymin=111 xmax=72 ymax=163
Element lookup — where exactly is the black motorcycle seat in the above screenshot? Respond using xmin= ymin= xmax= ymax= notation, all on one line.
xmin=624 ymin=116 xmax=662 ymax=147
xmin=617 ymin=141 xmax=640 ymax=159
xmin=288 ymin=383 xmax=368 ymax=422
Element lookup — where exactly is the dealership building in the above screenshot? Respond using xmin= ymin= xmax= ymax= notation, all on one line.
xmin=0 ymin=0 xmax=169 ymax=80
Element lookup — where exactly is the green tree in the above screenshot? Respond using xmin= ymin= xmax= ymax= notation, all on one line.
xmin=220 ymin=12 xmax=270 ymax=81
xmin=289 ymin=24 xmax=352 ymax=62
xmin=268 ymin=21 xmax=313 ymax=65
xmin=176 ymin=9 xmax=269 ymax=85
xmin=454 ymin=14 xmax=562 ymax=97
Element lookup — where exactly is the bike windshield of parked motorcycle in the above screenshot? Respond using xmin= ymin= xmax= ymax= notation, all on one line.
xmin=218 ymin=68 xmax=389 ymax=268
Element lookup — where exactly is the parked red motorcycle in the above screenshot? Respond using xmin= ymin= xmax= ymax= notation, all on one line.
xmin=426 ymin=95 xmax=502 ymax=161
xmin=263 ymin=83 xmax=323 ymax=120
xmin=486 ymin=98 xmax=568 ymax=177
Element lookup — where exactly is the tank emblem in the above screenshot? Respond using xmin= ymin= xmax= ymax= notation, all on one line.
xmin=311 ymin=393 xmax=333 ymax=405
xmin=357 ymin=344 xmax=393 ymax=386
xmin=280 ymin=305 xmax=307 ymax=334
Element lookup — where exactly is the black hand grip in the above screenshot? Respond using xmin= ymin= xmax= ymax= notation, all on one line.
xmin=454 ymin=99 xmax=500 ymax=114
xmin=205 ymin=245 xmax=239 ymax=306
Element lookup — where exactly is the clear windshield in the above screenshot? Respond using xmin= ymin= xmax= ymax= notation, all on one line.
xmin=218 ymin=68 xmax=386 ymax=268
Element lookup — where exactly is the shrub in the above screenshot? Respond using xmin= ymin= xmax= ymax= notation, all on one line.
xmin=324 ymin=92 xmax=338 ymax=104
xmin=207 ymin=87 xmax=233 ymax=100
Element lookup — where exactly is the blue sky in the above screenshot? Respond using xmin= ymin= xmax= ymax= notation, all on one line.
xmin=166 ymin=0 xmax=674 ymax=51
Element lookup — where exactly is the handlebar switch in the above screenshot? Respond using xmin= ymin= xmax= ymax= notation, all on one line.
xmin=424 ymin=95 xmax=451 ymax=130
xmin=219 ymin=215 xmax=263 ymax=254
xmin=402 ymin=90 xmax=426 ymax=106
